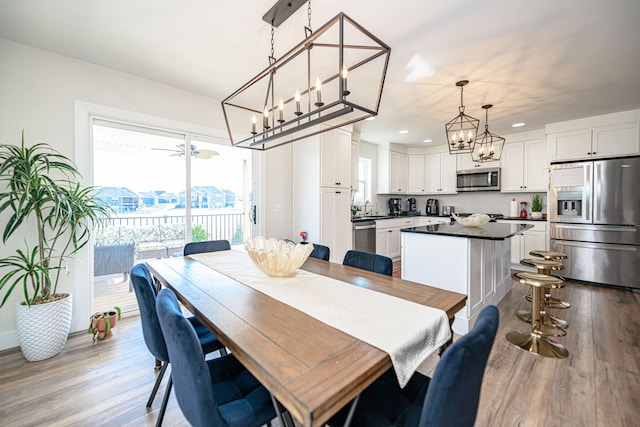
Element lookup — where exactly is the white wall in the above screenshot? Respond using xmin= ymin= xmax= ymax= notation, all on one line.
xmin=264 ymin=145 xmax=294 ymax=240
xmin=0 ymin=38 xmax=293 ymax=351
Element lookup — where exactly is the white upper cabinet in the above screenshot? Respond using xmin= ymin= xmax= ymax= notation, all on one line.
xmin=592 ymin=123 xmax=640 ymax=158
xmin=408 ymin=154 xmax=427 ymax=194
xmin=547 ymin=110 xmax=640 ymax=162
xmin=351 ymin=140 xmax=359 ymax=190
xmin=321 ymin=129 xmax=351 ymax=188
xmin=501 ymin=138 xmax=548 ymax=192
xmin=425 ymin=152 xmax=457 ymax=194
xmin=378 ymin=149 xmax=408 ymax=194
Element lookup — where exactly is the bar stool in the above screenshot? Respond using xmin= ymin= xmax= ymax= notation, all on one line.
xmin=518 ymin=258 xmax=568 ymax=330
xmin=529 ymin=250 xmax=571 ymax=309
xmin=507 ymin=271 xmax=569 ymax=358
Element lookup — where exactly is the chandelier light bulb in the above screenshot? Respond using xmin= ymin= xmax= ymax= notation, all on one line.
xmin=263 ymin=107 xmax=270 ymax=130
xmin=251 ymin=113 xmax=257 ymax=135
xmin=278 ymin=99 xmax=285 ymax=123
xmin=315 ymin=77 xmax=324 ymax=107
xmin=294 ymin=89 xmax=302 ymax=116
xmin=342 ymin=66 xmax=350 ymax=96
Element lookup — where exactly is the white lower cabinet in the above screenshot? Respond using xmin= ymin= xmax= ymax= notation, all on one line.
xmin=376 ymin=217 xmax=449 ymax=259
xmin=497 ymin=219 xmax=548 ymax=268
xmin=412 ymin=217 xmax=450 ymax=227
xmin=375 ymin=217 xmax=414 ymax=259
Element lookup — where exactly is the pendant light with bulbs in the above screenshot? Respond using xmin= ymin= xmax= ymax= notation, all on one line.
xmin=445 ymin=80 xmax=480 ymax=155
xmin=472 ymin=104 xmax=505 ymax=163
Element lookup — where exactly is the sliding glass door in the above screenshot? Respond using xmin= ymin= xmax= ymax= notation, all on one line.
xmin=91 ymin=119 xmax=251 ymax=313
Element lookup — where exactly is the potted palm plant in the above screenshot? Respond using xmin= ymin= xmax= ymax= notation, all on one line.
xmin=0 ymin=131 xmax=113 ymax=361
xmin=530 ymin=194 xmax=544 ymax=219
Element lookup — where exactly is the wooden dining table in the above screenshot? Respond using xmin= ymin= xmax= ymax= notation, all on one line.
xmin=146 ymin=253 xmax=466 ymax=427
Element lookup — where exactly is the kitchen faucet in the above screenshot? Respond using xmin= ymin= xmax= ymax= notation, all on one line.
xmin=364 ymin=200 xmax=369 ymax=216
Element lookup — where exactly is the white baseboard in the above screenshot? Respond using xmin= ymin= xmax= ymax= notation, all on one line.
xmin=0 ymin=330 xmax=19 ymax=352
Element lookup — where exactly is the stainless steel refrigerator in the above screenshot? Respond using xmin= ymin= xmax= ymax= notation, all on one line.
xmin=549 ymin=156 xmax=640 ymax=289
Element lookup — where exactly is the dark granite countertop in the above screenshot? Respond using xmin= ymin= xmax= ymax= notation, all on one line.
xmin=401 ymin=222 xmax=533 ymax=240
xmin=351 ymin=214 xmax=449 ymax=223
xmin=499 ymin=216 xmax=547 ymax=222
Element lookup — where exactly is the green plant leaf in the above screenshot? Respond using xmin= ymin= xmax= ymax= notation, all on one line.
xmin=0 ymin=131 xmax=113 ymax=306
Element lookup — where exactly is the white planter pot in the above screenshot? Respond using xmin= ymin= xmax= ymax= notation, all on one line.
xmin=16 ymin=293 xmax=73 ymax=362
xmin=531 ymin=212 xmax=543 ymax=219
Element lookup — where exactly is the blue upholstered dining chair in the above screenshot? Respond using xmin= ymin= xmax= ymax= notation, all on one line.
xmin=309 ymin=243 xmax=330 ymax=261
xmin=130 ymin=263 xmax=226 ymax=427
xmin=342 ymin=249 xmax=393 ymax=276
xmin=156 ymin=288 xmax=279 ymax=427
xmin=184 ymin=239 xmax=231 ymax=256
xmin=327 ymin=305 xmax=500 ymax=427
xmin=284 ymin=240 xmax=331 ymax=261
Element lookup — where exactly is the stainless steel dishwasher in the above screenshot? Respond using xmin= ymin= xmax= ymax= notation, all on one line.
xmin=352 ymin=220 xmax=376 ymax=253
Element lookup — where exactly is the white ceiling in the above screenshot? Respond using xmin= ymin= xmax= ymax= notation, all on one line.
xmin=1 ymin=0 xmax=639 ymax=146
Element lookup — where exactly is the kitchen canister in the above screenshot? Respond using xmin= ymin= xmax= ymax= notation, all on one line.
xmin=510 ymin=198 xmax=518 ymax=217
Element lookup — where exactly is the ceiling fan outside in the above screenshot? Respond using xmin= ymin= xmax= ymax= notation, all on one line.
xmin=152 ymin=143 xmax=219 ymax=159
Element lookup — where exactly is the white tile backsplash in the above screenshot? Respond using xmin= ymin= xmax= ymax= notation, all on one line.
xmin=375 ymin=192 xmax=547 ymax=216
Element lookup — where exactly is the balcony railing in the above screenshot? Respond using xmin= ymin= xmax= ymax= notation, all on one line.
xmin=100 ymin=212 xmax=245 ymax=244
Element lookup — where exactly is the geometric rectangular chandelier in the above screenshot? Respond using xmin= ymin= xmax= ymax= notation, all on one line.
xmin=222 ymin=3 xmax=391 ymax=150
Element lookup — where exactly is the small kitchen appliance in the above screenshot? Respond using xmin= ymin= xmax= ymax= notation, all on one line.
xmin=456 ymin=168 xmax=501 ymax=192
xmin=520 ymin=201 xmax=528 ymax=218
xmin=426 ymin=199 xmax=439 ymax=216
xmin=442 ymin=205 xmax=454 ymax=216
xmin=406 ymin=198 xmax=417 ymax=213
xmin=388 ymin=197 xmax=402 ymax=216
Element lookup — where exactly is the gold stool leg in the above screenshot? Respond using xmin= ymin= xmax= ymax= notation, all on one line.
xmin=538 ymin=265 xmax=571 ymax=309
xmin=516 ymin=310 xmax=568 ymax=335
xmin=507 ymin=285 xmax=569 ymax=358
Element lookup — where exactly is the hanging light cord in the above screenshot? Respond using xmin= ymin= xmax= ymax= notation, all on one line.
xmin=459 ymin=84 xmax=465 ymax=114
xmin=305 ymin=0 xmax=313 ymax=36
xmin=269 ymin=22 xmax=276 ymax=65
xmin=485 ymin=107 xmax=490 ymax=130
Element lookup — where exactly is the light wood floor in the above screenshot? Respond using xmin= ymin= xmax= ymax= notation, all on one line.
xmin=0 ymin=277 xmax=638 ymax=426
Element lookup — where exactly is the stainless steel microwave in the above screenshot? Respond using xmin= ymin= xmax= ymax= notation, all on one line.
xmin=456 ymin=168 xmax=501 ymax=192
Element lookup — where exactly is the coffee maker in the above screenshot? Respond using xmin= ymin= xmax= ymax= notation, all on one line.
xmin=388 ymin=198 xmax=402 ymax=216
xmin=406 ymin=197 xmax=417 ymax=213
xmin=426 ymin=199 xmax=439 ymax=216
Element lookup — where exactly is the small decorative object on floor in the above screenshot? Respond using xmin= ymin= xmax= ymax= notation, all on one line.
xmin=88 ymin=307 xmax=121 ymax=342
xmin=299 ymin=230 xmax=308 ymax=242
xmin=452 ymin=212 xmax=490 ymax=226
xmin=245 ymin=236 xmax=314 ymax=277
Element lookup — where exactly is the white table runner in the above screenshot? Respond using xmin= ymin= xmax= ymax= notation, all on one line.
xmin=190 ymin=250 xmax=451 ymax=387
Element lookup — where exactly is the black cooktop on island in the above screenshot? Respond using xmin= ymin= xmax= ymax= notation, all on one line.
xmin=455 ymin=213 xmax=504 ymax=221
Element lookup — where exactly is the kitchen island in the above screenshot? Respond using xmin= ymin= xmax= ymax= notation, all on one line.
xmin=401 ymin=222 xmax=532 ymax=334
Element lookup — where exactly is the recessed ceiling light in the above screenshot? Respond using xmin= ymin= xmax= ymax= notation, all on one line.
xmin=423 ymin=139 xmax=432 ymax=143
xmin=399 ymin=130 xmax=409 ymax=134
xmin=365 ymin=116 xmax=376 ymax=121
xmin=512 ymin=122 xmax=526 ymax=128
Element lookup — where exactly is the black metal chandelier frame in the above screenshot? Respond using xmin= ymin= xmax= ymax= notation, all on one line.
xmin=471 ymin=104 xmax=505 ymax=163
xmin=445 ymin=80 xmax=480 ymax=155
xmin=222 ymin=8 xmax=391 ymax=150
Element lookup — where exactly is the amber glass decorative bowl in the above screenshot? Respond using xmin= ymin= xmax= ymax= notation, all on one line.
xmin=244 ymin=236 xmax=314 ymax=277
